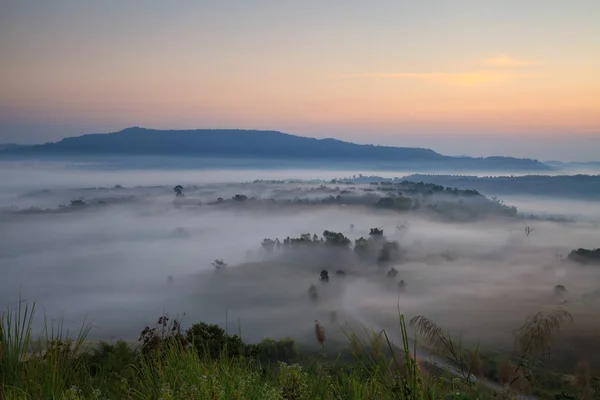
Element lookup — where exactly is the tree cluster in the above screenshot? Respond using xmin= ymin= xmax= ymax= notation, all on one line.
xmin=138 ymin=315 xmax=298 ymax=365
xmin=262 ymin=228 xmax=404 ymax=267
xmin=202 ymin=180 xmax=517 ymax=221
xmin=567 ymin=248 xmax=600 ymax=265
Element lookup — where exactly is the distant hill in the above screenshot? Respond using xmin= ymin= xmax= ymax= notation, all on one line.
xmin=404 ymin=174 xmax=600 ymax=200
xmin=0 ymin=143 xmax=31 ymax=151
xmin=545 ymin=160 xmax=600 ymax=170
xmin=1 ymin=127 xmax=552 ymax=171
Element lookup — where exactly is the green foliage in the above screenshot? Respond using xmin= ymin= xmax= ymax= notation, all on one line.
xmin=1 ymin=298 xmax=92 ymax=400
xmin=84 ymin=340 xmax=138 ymax=379
xmin=277 ymin=363 xmax=309 ymax=400
xmin=256 ymin=338 xmax=299 ymax=365
xmin=186 ymin=321 xmax=255 ymax=360
xmin=3 ymin=298 xmax=595 ymax=400
xmin=139 ymin=315 xmax=187 ymax=356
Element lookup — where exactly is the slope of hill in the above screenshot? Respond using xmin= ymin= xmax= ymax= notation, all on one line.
xmin=1 ymin=127 xmax=552 ymax=171
xmin=0 ymin=143 xmax=31 ymax=151
xmin=405 ymin=174 xmax=600 ymax=199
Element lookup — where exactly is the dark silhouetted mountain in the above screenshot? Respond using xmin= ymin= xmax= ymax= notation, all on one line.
xmin=0 ymin=143 xmax=31 ymax=151
xmin=2 ymin=127 xmax=552 ymax=171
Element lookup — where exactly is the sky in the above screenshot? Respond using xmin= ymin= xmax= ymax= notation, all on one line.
xmin=1 ymin=0 xmax=599 ymax=161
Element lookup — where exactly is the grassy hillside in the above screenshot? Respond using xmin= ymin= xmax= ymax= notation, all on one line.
xmin=2 ymin=300 xmax=598 ymax=400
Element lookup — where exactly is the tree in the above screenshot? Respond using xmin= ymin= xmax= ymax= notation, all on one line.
xmin=261 ymin=238 xmax=276 ymax=253
xmin=398 ymin=280 xmax=406 ymax=293
xmin=378 ymin=241 xmax=401 ymax=266
xmin=369 ymin=228 xmax=384 ymax=237
xmin=567 ymin=248 xmax=600 ymax=264
xmin=211 ymin=259 xmax=227 ymax=269
xmin=186 ymin=322 xmax=254 ymax=360
xmin=330 ymin=311 xmax=338 ymax=323
xmin=323 ymin=230 xmax=351 ymax=248
xmin=173 ymin=185 xmax=184 ymax=197
xmin=375 ymin=196 xmax=412 ymax=211
xmin=69 ymin=199 xmax=87 ymax=207
xmin=554 ymin=285 xmax=567 ymax=296
xmin=525 ymin=225 xmax=535 ymax=237
xmin=354 ymin=237 xmax=370 ymax=258
xmin=308 ymin=284 xmax=318 ymax=301
xmin=256 ymin=338 xmax=298 ymax=365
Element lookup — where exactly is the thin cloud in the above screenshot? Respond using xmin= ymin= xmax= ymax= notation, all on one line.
xmin=336 ymin=71 xmax=536 ymax=86
xmin=579 ymin=128 xmax=600 ymax=134
xmin=482 ymin=55 xmax=543 ymax=67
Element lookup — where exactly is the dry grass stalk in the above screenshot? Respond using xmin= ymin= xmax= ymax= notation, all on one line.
xmin=409 ymin=315 xmax=457 ymax=358
xmin=503 ymin=308 xmax=574 ymax=395
xmin=513 ymin=308 xmax=573 ymax=356
xmin=574 ymin=360 xmax=591 ymax=389
xmin=314 ymin=320 xmax=325 ymax=349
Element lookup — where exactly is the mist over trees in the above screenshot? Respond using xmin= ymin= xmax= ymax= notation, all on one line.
xmin=403 ymin=174 xmax=600 ymax=200
xmin=4 ymin=179 xmax=520 ymax=222
xmin=567 ymin=248 xmax=600 ymax=265
xmin=261 ymin=227 xmax=404 ymax=269
xmin=3 ymin=167 xmax=600 ymax=400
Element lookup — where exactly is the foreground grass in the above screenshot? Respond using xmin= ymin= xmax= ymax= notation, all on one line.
xmin=1 ymin=300 xmax=597 ymax=400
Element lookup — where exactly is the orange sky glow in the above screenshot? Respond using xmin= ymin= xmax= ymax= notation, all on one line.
xmin=1 ymin=1 xmax=599 ymax=159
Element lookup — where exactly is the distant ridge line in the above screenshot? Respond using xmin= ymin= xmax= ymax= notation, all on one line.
xmin=0 ymin=126 xmax=552 ymax=171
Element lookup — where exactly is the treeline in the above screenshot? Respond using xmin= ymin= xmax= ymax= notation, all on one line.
xmin=8 ymin=180 xmax=518 ymax=221
xmin=262 ymin=228 xmax=403 ymax=267
xmin=568 ymin=248 xmax=600 ymax=264
xmin=404 ymin=174 xmax=600 ymax=200
xmin=201 ymin=182 xmax=517 ymax=221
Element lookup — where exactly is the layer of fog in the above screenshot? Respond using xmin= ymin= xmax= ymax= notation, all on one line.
xmin=0 ymin=156 xmax=586 ymax=199
xmin=2 ymin=197 xmax=600 ymax=352
xmin=501 ymin=195 xmax=600 ymax=222
xmin=1 ymin=164 xmax=599 ymax=364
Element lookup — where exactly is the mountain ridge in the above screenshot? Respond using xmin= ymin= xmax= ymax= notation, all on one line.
xmin=1 ymin=127 xmax=552 ymax=171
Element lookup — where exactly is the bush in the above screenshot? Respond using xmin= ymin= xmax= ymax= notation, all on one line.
xmin=277 ymin=363 xmax=309 ymax=400
xmin=257 ymin=338 xmax=299 ymax=365
xmin=186 ymin=322 xmax=256 ymax=360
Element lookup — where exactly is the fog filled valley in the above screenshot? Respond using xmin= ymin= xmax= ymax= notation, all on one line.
xmin=1 ymin=161 xmax=600 ymax=375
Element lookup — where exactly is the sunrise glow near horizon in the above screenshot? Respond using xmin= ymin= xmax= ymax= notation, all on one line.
xmin=1 ymin=0 xmax=599 ymax=161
